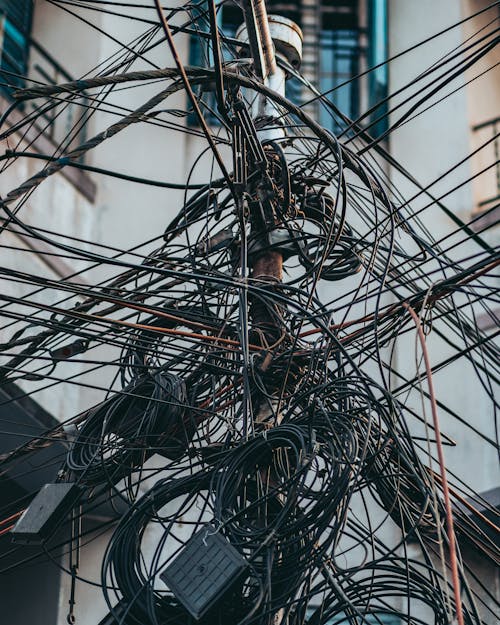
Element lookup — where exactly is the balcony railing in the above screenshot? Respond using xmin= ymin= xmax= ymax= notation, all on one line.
xmin=0 ymin=16 xmax=89 ymax=160
xmin=471 ymin=115 xmax=500 ymax=212
xmin=25 ymin=36 xmax=89 ymax=159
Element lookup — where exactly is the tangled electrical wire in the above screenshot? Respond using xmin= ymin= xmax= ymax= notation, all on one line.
xmin=0 ymin=1 xmax=498 ymax=625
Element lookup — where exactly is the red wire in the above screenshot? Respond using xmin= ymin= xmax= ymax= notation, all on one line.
xmin=404 ymin=303 xmax=464 ymax=625
xmin=0 ymin=524 xmax=15 ymax=536
xmin=0 ymin=509 xmax=24 ymax=527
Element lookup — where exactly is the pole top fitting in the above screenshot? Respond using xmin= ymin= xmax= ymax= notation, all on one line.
xmin=236 ymin=14 xmax=303 ymax=71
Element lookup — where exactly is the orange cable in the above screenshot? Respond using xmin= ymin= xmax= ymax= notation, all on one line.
xmin=0 ymin=509 xmax=24 ymax=526
xmin=0 ymin=524 xmax=15 ymax=536
xmin=432 ymin=471 xmax=500 ymax=534
xmin=404 ymin=302 xmax=464 ymax=625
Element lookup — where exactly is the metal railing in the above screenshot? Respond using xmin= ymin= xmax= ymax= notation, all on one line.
xmin=0 ymin=19 xmax=89 ymax=159
xmin=26 ymin=36 xmax=89 ymax=158
xmin=472 ymin=115 xmax=500 ymax=210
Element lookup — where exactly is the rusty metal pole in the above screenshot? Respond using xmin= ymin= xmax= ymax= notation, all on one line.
xmin=236 ymin=11 xmax=304 ymax=623
xmin=237 ymin=7 xmax=302 ymax=429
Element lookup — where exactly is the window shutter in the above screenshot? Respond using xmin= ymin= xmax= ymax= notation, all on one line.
xmin=0 ymin=0 xmax=33 ymax=33
xmin=0 ymin=0 xmax=33 ymax=94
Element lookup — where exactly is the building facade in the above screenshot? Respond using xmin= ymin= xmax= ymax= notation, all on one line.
xmin=0 ymin=1 xmax=498 ymax=623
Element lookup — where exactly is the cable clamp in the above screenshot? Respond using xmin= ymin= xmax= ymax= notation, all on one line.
xmin=202 ymin=521 xmax=222 ymax=546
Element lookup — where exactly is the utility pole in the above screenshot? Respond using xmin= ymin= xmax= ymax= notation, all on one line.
xmin=235 ymin=7 xmax=304 ymax=624
xmin=237 ymin=2 xmax=303 ymax=430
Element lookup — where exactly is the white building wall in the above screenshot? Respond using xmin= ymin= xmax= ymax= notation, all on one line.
xmin=388 ymin=0 xmax=499 ymax=493
xmin=0 ymin=1 xmax=497 ymax=623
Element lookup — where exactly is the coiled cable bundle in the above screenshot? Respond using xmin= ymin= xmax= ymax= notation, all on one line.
xmin=102 ymin=422 xmax=359 ymax=624
xmin=102 ymin=470 xmax=261 ymax=625
xmin=66 ymin=372 xmax=191 ymax=487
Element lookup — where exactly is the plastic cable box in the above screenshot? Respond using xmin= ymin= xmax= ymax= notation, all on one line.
xmin=160 ymin=524 xmax=248 ymax=620
xmin=11 ymin=482 xmax=82 ymax=545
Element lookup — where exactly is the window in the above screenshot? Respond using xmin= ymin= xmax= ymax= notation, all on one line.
xmin=0 ymin=0 xmax=33 ymax=98
xmin=317 ymin=0 xmax=388 ymax=138
xmin=187 ymin=1 xmax=389 ymax=135
xmin=319 ymin=27 xmax=361 ymax=133
xmin=188 ymin=0 xmax=302 ymax=125
xmin=471 ymin=116 xmax=500 ymax=213
xmin=317 ymin=0 xmax=360 ymax=133
xmin=367 ymin=0 xmax=389 ymax=138
xmin=188 ymin=1 xmax=241 ymax=126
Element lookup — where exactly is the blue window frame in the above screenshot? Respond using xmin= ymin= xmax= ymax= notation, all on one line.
xmin=0 ymin=0 xmax=33 ymax=97
xmin=188 ymin=1 xmax=388 ymax=136
xmin=318 ymin=0 xmax=388 ymax=139
xmin=319 ymin=27 xmax=361 ymax=134
xmin=368 ymin=0 xmax=388 ymax=137
xmin=187 ymin=1 xmax=241 ymax=126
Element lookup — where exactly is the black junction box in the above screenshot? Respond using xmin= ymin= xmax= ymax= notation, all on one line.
xmin=11 ymin=482 xmax=81 ymax=544
xmin=160 ymin=524 xmax=248 ymax=620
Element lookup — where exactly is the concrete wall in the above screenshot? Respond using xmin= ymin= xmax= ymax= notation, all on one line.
xmin=0 ymin=0 xmax=497 ymax=623
xmin=388 ymin=0 xmax=499 ymax=492
xmin=387 ymin=2 xmax=499 ymax=622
